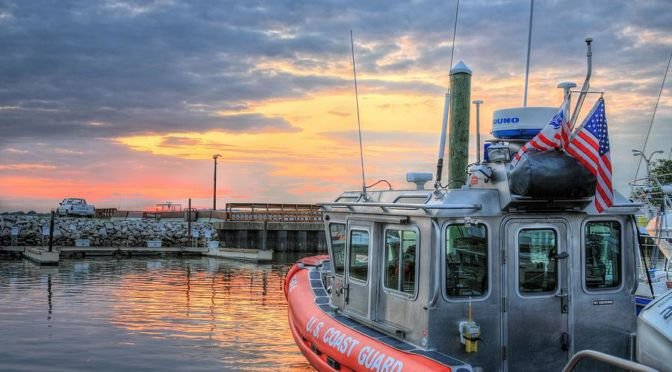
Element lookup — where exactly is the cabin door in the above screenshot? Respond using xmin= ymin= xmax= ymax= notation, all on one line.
xmin=344 ymin=221 xmax=373 ymax=318
xmin=503 ymin=219 xmax=570 ymax=371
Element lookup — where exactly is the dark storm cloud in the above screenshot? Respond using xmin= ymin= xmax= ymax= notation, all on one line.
xmin=0 ymin=0 xmax=670 ymax=143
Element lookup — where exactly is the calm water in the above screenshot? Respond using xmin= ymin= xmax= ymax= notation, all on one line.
xmin=0 ymin=254 xmax=314 ymax=371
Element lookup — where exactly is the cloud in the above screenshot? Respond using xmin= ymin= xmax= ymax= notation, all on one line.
xmin=0 ymin=163 xmax=56 ymax=170
xmin=0 ymin=0 xmax=670 ymax=211
xmin=318 ymin=129 xmax=438 ymax=146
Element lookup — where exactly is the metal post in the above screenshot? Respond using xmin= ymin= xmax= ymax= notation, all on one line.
xmin=633 ymin=149 xmax=663 ymax=181
xmin=48 ymin=210 xmax=55 ymax=253
xmin=570 ymin=38 xmax=593 ymax=129
xmin=472 ymin=100 xmax=483 ymax=163
xmin=212 ymin=154 xmax=221 ymax=210
xmin=557 ymin=82 xmax=577 ymax=113
xmin=434 ymin=92 xmax=451 ymax=191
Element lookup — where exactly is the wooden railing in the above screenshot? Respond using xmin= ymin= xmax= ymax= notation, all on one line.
xmin=95 ymin=208 xmax=118 ymax=219
xmin=101 ymin=204 xmax=322 ymax=222
xmin=224 ymin=203 xmax=322 ymax=222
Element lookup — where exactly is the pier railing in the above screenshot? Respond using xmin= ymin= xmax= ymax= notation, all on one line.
xmin=96 ymin=204 xmax=322 ymax=222
xmin=95 ymin=208 xmax=118 ymax=219
xmin=224 ymin=203 xmax=322 ymax=222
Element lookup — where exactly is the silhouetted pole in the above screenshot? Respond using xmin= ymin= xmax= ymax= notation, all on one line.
xmin=213 ymin=154 xmax=221 ymax=210
xmin=187 ymin=198 xmax=192 ymax=241
xmin=48 ymin=210 xmax=55 ymax=252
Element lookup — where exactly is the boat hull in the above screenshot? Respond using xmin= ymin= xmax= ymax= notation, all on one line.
xmin=284 ymin=256 xmax=470 ymax=372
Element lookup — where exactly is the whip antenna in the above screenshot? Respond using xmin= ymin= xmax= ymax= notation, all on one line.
xmin=523 ymin=0 xmax=534 ymax=107
xmin=635 ymin=49 xmax=672 ymax=177
xmin=350 ymin=30 xmax=367 ymax=198
xmin=434 ymin=0 xmax=460 ymax=192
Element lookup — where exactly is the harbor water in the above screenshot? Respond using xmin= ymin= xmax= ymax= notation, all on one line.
xmin=0 ymin=255 xmax=313 ymax=371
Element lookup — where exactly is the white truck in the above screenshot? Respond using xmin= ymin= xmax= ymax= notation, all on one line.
xmin=57 ymin=198 xmax=95 ymax=217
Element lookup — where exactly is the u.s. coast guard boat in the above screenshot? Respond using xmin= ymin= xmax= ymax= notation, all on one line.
xmin=285 ymin=43 xmax=672 ymax=372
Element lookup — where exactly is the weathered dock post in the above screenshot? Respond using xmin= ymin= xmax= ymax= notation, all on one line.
xmin=48 ymin=210 xmax=55 ymax=252
xmin=448 ymin=61 xmax=472 ymax=189
xmin=23 ymin=209 xmax=59 ymax=265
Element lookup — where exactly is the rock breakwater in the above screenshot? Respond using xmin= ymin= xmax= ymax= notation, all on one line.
xmin=0 ymin=215 xmax=215 ymax=247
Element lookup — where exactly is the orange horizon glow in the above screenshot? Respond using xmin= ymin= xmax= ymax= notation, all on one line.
xmin=2 ymin=55 xmax=671 ymax=212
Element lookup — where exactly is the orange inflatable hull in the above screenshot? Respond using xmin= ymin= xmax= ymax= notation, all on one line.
xmin=285 ymin=256 xmax=468 ymax=372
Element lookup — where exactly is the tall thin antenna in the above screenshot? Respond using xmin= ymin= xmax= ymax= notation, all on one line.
xmin=350 ymin=30 xmax=367 ymax=198
xmin=448 ymin=0 xmax=460 ymax=71
xmin=635 ymin=49 xmax=672 ymax=179
xmin=523 ymin=0 xmax=534 ymax=107
xmin=434 ymin=0 xmax=460 ymax=192
xmin=570 ymin=38 xmax=593 ymax=129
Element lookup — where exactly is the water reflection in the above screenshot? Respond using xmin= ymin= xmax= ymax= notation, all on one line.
xmin=0 ymin=256 xmax=313 ymax=371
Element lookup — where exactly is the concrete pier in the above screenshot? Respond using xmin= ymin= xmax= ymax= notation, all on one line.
xmin=1 ymin=204 xmax=326 ymax=263
xmin=22 ymin=247 xmax=59 ymax=265
xmin=203 ymin=247 xmax=273 ymax=262
xmin=214 ymin=221 xmax=325 ymax=252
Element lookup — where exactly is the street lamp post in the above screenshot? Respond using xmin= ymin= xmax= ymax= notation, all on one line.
xmin=472 ymin=99 xmax=484 ymax=163
xmin=212 ymin=154 xmax=221 ymax=210
xmin=632 ymin=149 xmax=664 ymax=181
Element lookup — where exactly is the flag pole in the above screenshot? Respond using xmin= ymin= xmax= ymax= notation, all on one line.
xmin=568 ymin=97 xmax=603 ymax=142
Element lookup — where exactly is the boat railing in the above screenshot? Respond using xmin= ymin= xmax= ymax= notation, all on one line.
xmin=630 ymin=174 xmax=672 ymax=213
xmin=319 ymin=201 xmax=482 ymax=214
xmin=562 ymin=350 xmax=657 ymax=372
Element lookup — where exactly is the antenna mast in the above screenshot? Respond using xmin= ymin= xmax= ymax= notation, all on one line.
xmin=570 ymin=38 xmax=593 ymax=129
xmin=635 ymin=49 xmax=672 ymax=178
xmin=434 ymin=0 xmax=460 ymax=192
xmin=523 ymin=0 xmax=534 ymax=107
xmin=350 ymin=30 xmax=367 ymax=198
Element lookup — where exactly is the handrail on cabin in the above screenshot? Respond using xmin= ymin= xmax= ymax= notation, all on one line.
xmin=562 ymin=350 xmax=656 ymax=372
xmin=319 ymin=201 xmax=482 ymax=212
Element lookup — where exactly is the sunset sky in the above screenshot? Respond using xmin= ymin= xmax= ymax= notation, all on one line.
xmin=1 ymin=0 xmax=670 ymax=212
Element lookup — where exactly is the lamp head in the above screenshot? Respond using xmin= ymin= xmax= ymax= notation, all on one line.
xmin=213 ymin=154 xmax=221 ymax=160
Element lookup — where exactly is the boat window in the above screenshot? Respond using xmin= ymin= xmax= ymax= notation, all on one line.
xmin=518 ymin=229 xmax=557 ymax=294
xmin=446 ymin=224 xmax=488 ymax=297
xmin=349 ymin=230 xmax=370 ymax=281
xmin=329 ymin=223 xmax=346 ymax=276
xmin=384 ymin=229 xmax=417 ymax=294
xmin=585 ymin=221 xmax=621 ymax=289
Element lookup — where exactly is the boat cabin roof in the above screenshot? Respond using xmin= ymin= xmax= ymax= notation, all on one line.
xmin=321 ymin=161 xmax=640 ymax=218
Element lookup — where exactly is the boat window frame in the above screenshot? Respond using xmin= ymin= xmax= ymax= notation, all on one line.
xmin=442 ymin=220 xmax=492 ymax=303
xmin=581 ymin=218 xmax=624 ymax=293
xmin=514 ymin=225 xmax=561 ymax=299
xmin=328 ymin=222 xmax=347 ymax=278
xmin=381 ymin=224 xmax=420 ymax=300
xmin=347 ymin=228 xmax=371 ymax=285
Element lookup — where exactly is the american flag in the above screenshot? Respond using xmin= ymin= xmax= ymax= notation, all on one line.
xmin=565 ymin=98 xmax=613 ymax=213
xmin=510 ymin=99 xmax=570 ymax=168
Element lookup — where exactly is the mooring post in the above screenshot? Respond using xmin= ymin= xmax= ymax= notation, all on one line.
xmin=48 ymin=210 xmax=55 ymax=252
xmin=262 ymin=220 xmax=268 ymax=251
xmin=187 ymin=198 xmax=192 ymax=242
xmin=448 ymin=61 xmax=472 ymax=189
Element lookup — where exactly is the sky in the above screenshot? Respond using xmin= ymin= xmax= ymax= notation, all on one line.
xmin=0 ymin=0 xmax=670 ymax=212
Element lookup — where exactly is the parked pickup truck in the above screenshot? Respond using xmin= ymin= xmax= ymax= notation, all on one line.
xmin=57 ymin=198 xmax=95 ymax=217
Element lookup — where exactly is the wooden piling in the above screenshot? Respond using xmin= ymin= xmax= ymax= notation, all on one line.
xmin=448 ymin=61 xmax=472 ymax=189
